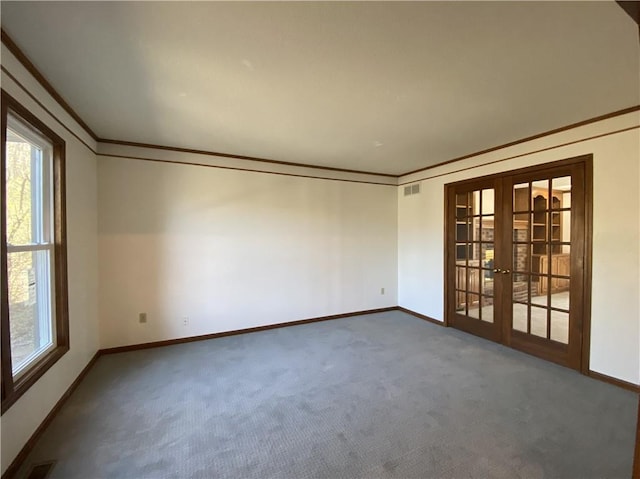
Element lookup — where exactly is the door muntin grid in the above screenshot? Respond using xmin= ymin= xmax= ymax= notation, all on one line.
xmin=455 ymin=188 xmax=495 ymax=323
xmin=512 ymin=177 xmax=571 ymax=344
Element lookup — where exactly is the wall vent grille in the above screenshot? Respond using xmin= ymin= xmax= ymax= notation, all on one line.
xmin=404 ymin=183 xmax=421 ymax=196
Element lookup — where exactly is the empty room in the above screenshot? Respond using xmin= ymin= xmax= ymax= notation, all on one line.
xmin=1 ymin=1 xmax=639 ymax=478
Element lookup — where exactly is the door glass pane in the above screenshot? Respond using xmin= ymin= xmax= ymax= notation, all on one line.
xmin=481 ymin=296 xmax=494 ymax=323
xmin=512 ymin=302 xmax=528 ymax=332
xmin=471 ymin=217 xmax=481 ymax=243
xmin=480 ymin=243 xmax=494 ymax=268
xmin=456 ymin=266 xmax=466 ymax=290
xmin=530 ymin=305 xmax=548 ymax=338
xmin=471 ymin=191 xmax=481 ymax=215
xmin=456 ymin=243 xmax=469 ymax=262
xmin=480 ymin=268 xmax=494 ymax=297
xmin=513 ymin=274 xmax=528 ymax=303
xmin=513 ymin=217 xmax=529 ymax=245
xmin=550 ymin=310 xmax=569 ymax=344
xmin=468 ymin=294 xmax=480 ymax=319
xmin=513 ymin=244 xmax=530 ymax=273
xmin=530 ymin=275 xmax=547 ymax=306
xmin=480 ymin=216 xmax=494 ymax=242
xmin=552 ymin=177 xmax=571 ymax=209
xmin=532 ymin=180 xmax=549 ymax=209
xmin=551 ymin=283 xmax=570 ymax=310
xmin=456 ymin=219 xmax=469 ymax=242
xmin=481 ymin=189 xmax=494 ymax=215
xmin=552 ymin=246 xmax=570 ymax=275
xmin=513 ymin=183 xmax=530 ymax=214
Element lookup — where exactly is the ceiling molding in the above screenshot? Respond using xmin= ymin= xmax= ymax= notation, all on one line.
xmin=399 ymin=105 xmax=640 ymax=178
xmin=98 ymin=139 xmax=398 ymax=178
xmin=1 ymin=29 xmax=99 ymax=141
xmin=97 ymin=153 xmax=397 ymax=187
xmin=0 ymin=67 xmax=97 ymax=155
xmin=616 ymin=1 xmax=640 ymax=26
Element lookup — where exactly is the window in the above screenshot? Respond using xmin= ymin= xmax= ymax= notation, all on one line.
xmin=1 ymin=91 xmax=68 ymax=413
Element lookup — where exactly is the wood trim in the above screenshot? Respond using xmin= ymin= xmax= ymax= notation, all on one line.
xmin=616 ymin=1 xmax=640 ymax=26
xmin=396 ymin=307 xmax=445 ymax=326
xmin=1 ymin=66 xmax=97 ymax=155
xmin=0 ymin=29 xmax=98 ymax=141
xmin=580 ymin=157 xmax=594 ymax=374
xmin=98 ymin=139 xmax=397 ymax=178
xmin=398 ymin=125 xmax=639 ymax=186
xmin=588 ymin=370 xmax=640 ymax=394
xmin=401 ymin=105 xmax=640 ymax=177
xmin=1 ymin=91 xmax=70 ymax=414
xmin=1 ymin=352 xmax=101 ymax=479
xmin=100 ymin=307 xmax=398 ymax=355
xmin=633 ymin=396 xmax=640 ymax=479
xmin=0 ymin=88 xmax=11 ymax=406
xmin=97 ymin=153 xmax=397 ymax=187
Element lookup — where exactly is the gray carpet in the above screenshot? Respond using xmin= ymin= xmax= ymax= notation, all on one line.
xmin=16 ymin=311 xmax=637 ymax=478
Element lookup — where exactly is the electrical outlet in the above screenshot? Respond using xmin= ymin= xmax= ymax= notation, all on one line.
xmin=182 ymin=317 xmax=189 ymax=326
xmin=139 ymin=312 xmax=147 ymax=323
xmin=381 ymin=287 xmax=385 ymax=295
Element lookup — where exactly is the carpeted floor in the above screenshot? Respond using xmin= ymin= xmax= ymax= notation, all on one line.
xmin=15 ymin=311 xmax=638 ymax=478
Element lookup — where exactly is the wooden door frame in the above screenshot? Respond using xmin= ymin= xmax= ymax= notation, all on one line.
xmin=444 ymin=154 xmax=593 ymax=374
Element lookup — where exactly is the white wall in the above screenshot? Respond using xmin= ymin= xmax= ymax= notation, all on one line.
xmin=98 ymin=152 xmax=398 ymax=348
xmin=0 ymin=46 xmax=99 ymax=474
xmin=398 ymin=111 xmax=640 ymax=385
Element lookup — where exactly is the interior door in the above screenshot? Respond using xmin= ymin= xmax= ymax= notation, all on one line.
xmin=446 ymin=157 xmax=590 ymax=371
xmin=446 ymin=178 xmax=504 ymax=343
xmin=504 ymin=162 xmax=586 ymax=369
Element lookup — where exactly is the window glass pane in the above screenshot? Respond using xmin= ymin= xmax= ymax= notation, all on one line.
xmin=6 ymin=128 xmax=41 ymax=245
xmin=8 ymin=249 xmax=54 ymax=374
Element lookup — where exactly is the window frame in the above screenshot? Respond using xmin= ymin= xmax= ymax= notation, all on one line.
xmin=1 ymin=90 xmax=69 ymax=414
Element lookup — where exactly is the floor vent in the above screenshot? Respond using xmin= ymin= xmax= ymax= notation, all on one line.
xmin=404 ymin=183 xmax=421 ymax=196
xmin=26 ymin=461 xmax=56 ymax=479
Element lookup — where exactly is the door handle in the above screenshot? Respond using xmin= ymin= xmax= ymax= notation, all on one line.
xmin=492 ymin=268 xmax=511 ymax=274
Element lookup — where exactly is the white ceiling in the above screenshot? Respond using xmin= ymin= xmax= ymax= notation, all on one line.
xmin=1 ymin=1 xmax=638 ymax=175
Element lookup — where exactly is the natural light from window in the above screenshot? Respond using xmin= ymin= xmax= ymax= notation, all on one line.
xmin=6 ymin=119 xmax=56 ymax=378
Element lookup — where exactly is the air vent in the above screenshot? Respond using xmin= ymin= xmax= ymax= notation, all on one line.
xmin=26 ymin=461 xmax=56 ymax=479
xmin=404 ymin=183 xmax=421 ymax=196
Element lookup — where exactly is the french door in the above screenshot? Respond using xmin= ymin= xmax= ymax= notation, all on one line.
xmin=445 ymin=156 xmax=591 ymax=371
